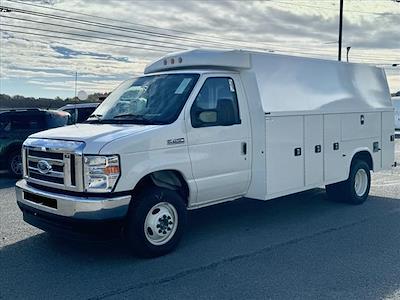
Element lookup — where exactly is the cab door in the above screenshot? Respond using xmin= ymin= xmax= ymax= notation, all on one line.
xmin=185 ymin=74 xmax=251 ymax=205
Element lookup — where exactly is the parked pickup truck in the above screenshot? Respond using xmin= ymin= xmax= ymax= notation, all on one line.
xmin=15 ymin=49 xmax=395 ymax=257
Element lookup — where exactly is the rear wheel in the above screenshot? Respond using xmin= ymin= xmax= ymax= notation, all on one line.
xmin=326 ymin=159 xmax=370 ymax=205
xmin=124 ymin=187 xmax=187 ymax=257
xmin=7 ymin=150 xmax=23 ymax=178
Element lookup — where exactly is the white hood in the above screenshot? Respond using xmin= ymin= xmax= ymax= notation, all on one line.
xmin=30 ymin=123 xmax=161 ymax=154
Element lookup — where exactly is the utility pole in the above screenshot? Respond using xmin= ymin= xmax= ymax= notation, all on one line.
xmin=394 ymin=64 xmax=399 ymax=93
xmin=74 ymin=71 xmax=77 ymax=100
xmin=338 ymin=0 xmax=344 ymax=61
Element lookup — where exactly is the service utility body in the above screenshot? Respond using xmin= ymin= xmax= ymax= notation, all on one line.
xmin=15 ymin=49 xmax=395 ymax=257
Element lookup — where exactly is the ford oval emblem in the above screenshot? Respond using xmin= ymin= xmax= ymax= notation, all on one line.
xmin=37 ymin=160 xmax=52 ymax=175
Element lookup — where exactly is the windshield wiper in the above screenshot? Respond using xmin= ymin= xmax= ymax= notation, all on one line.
xmin=85 ymin=114 xmax=103 ymax=123
xmin=113 ymin=114 xmax=154 ymax=124
xmin=86 ymin=114 xmax=164 ymax=125
xmin=113 ymin=114 xmax=145 ymax=119
xmin=88 ymin=114 xmax=103 ymax=119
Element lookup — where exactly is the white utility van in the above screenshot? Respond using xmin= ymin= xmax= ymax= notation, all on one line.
xmin=15 ymin=49 xmax=394 ymax=257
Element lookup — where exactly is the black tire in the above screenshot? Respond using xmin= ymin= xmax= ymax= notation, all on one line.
xmin=326 ymin=159 xmax=371 ymax=205
xmin=7 ymin=149 xmax=23 ymax=178
xmin=124 ymin=186 xmax=187 ymax=257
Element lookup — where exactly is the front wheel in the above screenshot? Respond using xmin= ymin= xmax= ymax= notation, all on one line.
xmin=124 ymin=187 xmax=187 ymax=257
xmin=326 ymin=159 xmax=371 ymax=205
xmin=8 ymin=150 xmax=23 ymax=178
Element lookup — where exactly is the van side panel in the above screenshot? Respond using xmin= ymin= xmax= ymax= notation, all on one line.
xmin=266 ymin=116 xmax=304 ymax=195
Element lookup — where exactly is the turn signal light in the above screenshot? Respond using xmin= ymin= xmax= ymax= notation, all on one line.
xmin=104 ymin=165 xmax=120 ymax=175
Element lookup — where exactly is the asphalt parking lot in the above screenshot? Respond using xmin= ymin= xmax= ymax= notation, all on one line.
xmin=2 ymin=144 xmax=400 ymax=299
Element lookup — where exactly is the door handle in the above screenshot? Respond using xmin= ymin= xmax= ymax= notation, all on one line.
xmin=241 ymin=142 xmax=247 ymax=155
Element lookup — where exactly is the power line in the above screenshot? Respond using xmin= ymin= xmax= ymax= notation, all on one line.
xmin=0 ymin=5 xmax=330 ymax=56
xmin=2 ymin=24 xmax=395 ymax=64
xmin=0 ymin=3 xmax=349 ymax=53
xmin=4 ymin=0 xmax=342 ymax=48
xmin=4 ymin=0 xmax=242 ymax=41
xmin=3 ymin=3 xmax=398 ymax=61
xmin=0 ymin=5 xmax=240 ymax=49
xmin=0 ymin=29 xmax=172 ymax=53
xmin=0 ymin=15 xmax=218 ymax=50
xmin=1 ymin=26 xmax=396 ymax=64
xmin=1 ymin=23 xmax=186 ymax=51
xmin=0 ymin=11 xmax=328 ymax=55
xmin=1 ymin=4 xmax=398 ymax=64
xmin=271 ymin=0 xmax=400 ymax=16
xmin=3 ymin=16 xmax=398 ymax=63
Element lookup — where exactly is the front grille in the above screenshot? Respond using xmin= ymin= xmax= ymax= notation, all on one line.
xmin=27 ymin=149 xmax=68 ymax=186
xmin=25 ymin=148 xmax=82 ymax=191
xmin=23 ymin=139 xmax=85 ymax=192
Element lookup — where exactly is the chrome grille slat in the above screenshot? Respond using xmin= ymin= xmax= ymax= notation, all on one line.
xmin=28 ymin=167 xmax=64 ymax=178
xmin=64 ymin=154 xmax=72 ymax=187
xmin=27 ymin=156 xmax=64 ymax=166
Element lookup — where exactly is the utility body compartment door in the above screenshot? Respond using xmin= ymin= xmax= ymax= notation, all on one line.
xmin=341 ymin=113 xmax=380 ymax=141
xmin=266 ymin=116 xmax=304 ymax=195
xmin=324 ymin=114 xmax=347 ymax=183
xmin=382 ymin=111 xmax=395 ymax=169
xmin=305 ymin=115 xmax=324 ymax=186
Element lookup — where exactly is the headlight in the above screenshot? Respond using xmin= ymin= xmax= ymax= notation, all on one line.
xmin=83 ymin=155 xmax=120 ymax=193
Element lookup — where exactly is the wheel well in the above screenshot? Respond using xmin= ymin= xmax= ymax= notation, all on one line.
xmin=5 ymin=143 xmax=22 ymax=158
xmin=352 ymin=151 xmax=373 ymax=170
xmin=132 ymin=170 xmax=189 ymax=206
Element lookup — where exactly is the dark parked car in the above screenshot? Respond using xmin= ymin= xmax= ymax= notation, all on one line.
xmin=58 ymin=103 xmax=99 ymax=124
xmin=0 ymin=109 xmax=70 ymax=177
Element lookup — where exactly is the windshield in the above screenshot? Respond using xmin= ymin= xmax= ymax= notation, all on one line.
xmin=87 ymin=74 xmax=199 ymax=125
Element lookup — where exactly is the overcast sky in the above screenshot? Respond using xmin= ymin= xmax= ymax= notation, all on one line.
xmin=0 ymin=0 xmax=399 ymax=98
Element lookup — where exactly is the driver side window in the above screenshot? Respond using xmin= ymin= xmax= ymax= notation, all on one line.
xmin=190 ymin=77 xmax=240 ymax=128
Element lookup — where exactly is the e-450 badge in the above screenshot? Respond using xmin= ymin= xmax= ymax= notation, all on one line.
xmin=167 ymin=138 xmax=185 ymax=145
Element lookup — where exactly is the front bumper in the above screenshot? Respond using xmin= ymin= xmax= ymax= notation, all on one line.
xmin=18 ymin=202 xmax=124 ymax=239
xmin=16 ymin=179 xmax=131 ymax=220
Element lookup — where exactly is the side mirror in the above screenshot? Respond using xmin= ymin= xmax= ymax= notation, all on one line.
xmin=199 ymin=111 xmax=217 ymax=124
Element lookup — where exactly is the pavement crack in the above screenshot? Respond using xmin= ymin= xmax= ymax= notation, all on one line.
xmin=88 ymin=207 xmax=400 ymax=300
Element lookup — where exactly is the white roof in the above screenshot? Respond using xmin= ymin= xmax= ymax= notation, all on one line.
xmin=145 ymin=48 xmax=392 ymax=114
xmin=144 ymin=49 xmax=250 ymax=74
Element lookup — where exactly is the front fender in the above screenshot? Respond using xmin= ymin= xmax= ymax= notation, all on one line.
xmin=115 ymin=147 xmax=197 ymax=203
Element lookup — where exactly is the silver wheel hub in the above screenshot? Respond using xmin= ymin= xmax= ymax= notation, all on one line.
xmin=354 ymin=169 xmax=368 ymax=197
xmin=11 ymin=155 xmax=22 ymax=175
xmin=144 ymin=202 xmax=178 ymax=246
